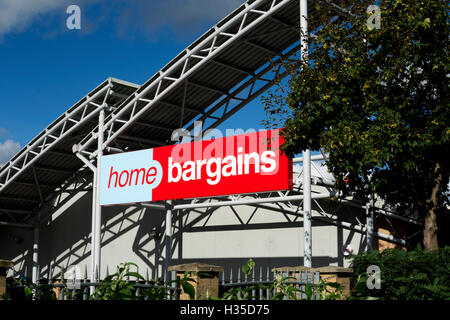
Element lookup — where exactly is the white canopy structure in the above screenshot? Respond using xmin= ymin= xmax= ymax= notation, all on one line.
xmin=0 ymin=1 xmax=422 ymax=285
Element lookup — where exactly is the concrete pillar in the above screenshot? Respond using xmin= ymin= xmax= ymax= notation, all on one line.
xmin=168 ymin=263 xmax=224 ymax=300
xmin=312 ymin=266 xmax=354 ymax=298
xmin=273 ymin=265 xmax=354 ymax=299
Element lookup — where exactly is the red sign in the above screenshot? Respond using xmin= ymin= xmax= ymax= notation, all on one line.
xmin=100 ymin=129 xmax=292 ymax=205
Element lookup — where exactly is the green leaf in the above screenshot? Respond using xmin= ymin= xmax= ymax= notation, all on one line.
xmin=126 ymin=272 xmax=145 ymax=281
xmin=241 ymin=259 xmax=255 ymax=276
xmin=182 ymin=282 xmax=196 ymax=300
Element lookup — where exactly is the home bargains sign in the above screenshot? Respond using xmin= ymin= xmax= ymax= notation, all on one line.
xmin=99 ymin=129 xmax=292 ymax=205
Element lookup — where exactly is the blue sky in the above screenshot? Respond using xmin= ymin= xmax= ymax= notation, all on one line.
xmin=0 ymin=0 xmax=275 ymax=163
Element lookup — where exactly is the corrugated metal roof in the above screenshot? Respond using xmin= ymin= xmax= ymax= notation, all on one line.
xmin=0 ymin=0 xmax=337 ymax=223
xmin=0 ymin=78 xmax=139 ymax=215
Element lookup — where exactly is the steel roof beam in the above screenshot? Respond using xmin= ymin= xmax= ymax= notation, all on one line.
xmin=188 ymin=81 xmax=229 ymax=96
xmin=256 ymin=202 xmax=406 ymax=246
xmin=75 ymin=0 xmax=294 ymax=157
xmin=0 ymin=195 xmax=40 ymax=203
xmin=192 ymin=42 xmax=300 ymax=133
xmin=133 ymin=121 xmax=177 ymax=132
xmin=320 ymin=0 xmax=356 ymax=18
xmin=0 ymin=208 xmax=34 ymax=215
xmin=172 ymin=192 xmax=334 ymax=210
xmin=48 ymin=149 xmax=74 ymax=157
xmin=244 ymin=17 xmax=299 ymax=41
xmin=268 ymin=16 xmax=298 ymax=32
xmin=0 ymin=82 xmax=113 ymax=193
xmin=179 ymin=81 xmax=188 ymax=128
xmin=118 ymin=135 xmax=167 ymax=147
xmin=34 ymin=166 xmax=75 ymax=175
xmin=13 ymin=180 xmax=59 ymax=189
xmin=110 ymin=90 xmax=130 ymax=99
xmin=31 ymin=166 xmax=44 ymax=205
xmin=0 ymin=221 xmax=33 ymax=229
xmin=210 ymin=59 xmax=254 ymax=76
xmin=242 ymin=40 xmax=282 ymax=56
xmin=158 ymin=100 xmax=203 ymax=115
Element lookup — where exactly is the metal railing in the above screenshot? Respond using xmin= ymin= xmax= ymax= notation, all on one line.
xmin=5 ymin=265 xmax=320 ymax=300
xmin=219 ymin=267 xmax=320 ymax=300
xmin=5 ymin=269 xmax=178 ymax=301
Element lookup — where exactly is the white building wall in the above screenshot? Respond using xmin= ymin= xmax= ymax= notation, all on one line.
xmin=0 ymin=188 xmax=366 ymax=280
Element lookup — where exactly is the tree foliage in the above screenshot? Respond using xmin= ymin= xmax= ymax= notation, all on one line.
xmin=264 ymin=0 xmax=449 ymax=247
xmin=350 ymin=246 xmax=450 ymax=300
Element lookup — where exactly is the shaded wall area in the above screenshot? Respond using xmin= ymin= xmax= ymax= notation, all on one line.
xmin=0 ymin=189 xmax=367 ymax=280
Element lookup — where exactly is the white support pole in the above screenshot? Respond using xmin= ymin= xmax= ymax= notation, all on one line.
xmin=164 ymin=200 xmax=173 ymax=281
xmin=90 ymin=162 xmax=98 ymax=293
xmin=300 ymin=0 xmax=312 ymax=268
xmin=93 ymin=107 xmax=105 ymax=284
xmin=89 ymin=167 xmax=98 ymax=295
xmin=31 ymin=212 xmax=40 ymax=284
xmin=303 ymin=150 xmax=312 ymax=267
xmin=366 ymin=195 xmax=375 ymax=251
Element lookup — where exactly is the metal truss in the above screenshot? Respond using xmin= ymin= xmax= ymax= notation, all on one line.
xmin=0 ymin=80 xmax=113 ymax=194
xmin=189 ymin=43 xmax=299 ymax=136
xmin=174 ymin=192 xmax=407 ymax=246
xmin=1 ymin=0 xmax=423 ymax=279
xmin=38 ymin=168 xmax=93 ymax=226
xmin=0 ymin=166 xmax=93 ymax=227
xmin=73 ymin=0 xmax=295 ymax=158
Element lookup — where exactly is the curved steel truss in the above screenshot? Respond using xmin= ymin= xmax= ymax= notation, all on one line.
xmin=74 ymin=0 xmax=297 ymax=157
xmin=0 ymin=0 xmax=424 ymax=284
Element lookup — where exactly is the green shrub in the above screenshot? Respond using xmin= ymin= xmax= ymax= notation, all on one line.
xmin=216 ymin=259 xmax=343 ymax=300
xmin=349 ymin=246 xmax=450 ymax=300
xmin=3 ymin=277 xmax=57 ymax=300
xmin=91 ymin=262 xmax=196 ymax=300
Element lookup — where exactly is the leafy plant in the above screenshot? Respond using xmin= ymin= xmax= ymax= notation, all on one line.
xmin=263 ymin=0 xmax=450 ymax=249
xmin=4 ymin=277 xmax=57 ymax=300
xmin=174 ymin=271 xmax=197 ymax=300
xmin=349 ymin=246 xmax=450 ymax=300
xmin=219 ymin=259 xmax=264 ymax=300
xmin=268 ymin=271 xmax=303 ymax=300
xmin=314 ymin=280 xmax=344 ymax=300
xmin=91 ymin=262 xmax=197 ymax=300
xmin=217 ymin=259 xmax=342 ymax=300
xmin=91 ymin=262 xmax=144 ymax=300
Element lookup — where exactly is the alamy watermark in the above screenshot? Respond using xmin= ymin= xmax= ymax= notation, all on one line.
xmin=169 ymin=121 xmax=281 ymax=171
xmin=65 ymin=4 xmax=379 ymax=32
xmin=66 ymin=5 xmax=81 ymax=30
xmin=366 ymin=265 xmax=381 ymax=289
xmin=366 ymin=5 xmax=381 ymax=30
xmin=65 ymin=265 xmax=82 ymax=289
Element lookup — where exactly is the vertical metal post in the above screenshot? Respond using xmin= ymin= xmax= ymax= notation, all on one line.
xmin=164 ymin=200 xmax=173 ymax=280
xmin=366 ymin=195 xmax=375 ymax=251
xmin=90 ymin=106 xmax=104 ymax=294
xmin=94 ymin=107 xmax=104 ymax=282
xmin=300 ymin=0 xmax=311 ymax=268
xmin=31 ymin=212 xmax=40 ymax=284
xmin=90 ymin=168 xmax=97 ymax=294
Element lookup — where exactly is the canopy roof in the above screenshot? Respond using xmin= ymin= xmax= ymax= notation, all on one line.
xmin=0 ymin=0 xmax=344 ymax=225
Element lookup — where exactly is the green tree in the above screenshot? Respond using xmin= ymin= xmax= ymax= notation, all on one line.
xmin=263 ymin=0 xmax=449 ymax=249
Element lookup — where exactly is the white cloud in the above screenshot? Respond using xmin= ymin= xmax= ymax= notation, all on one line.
xmin=0 ymin=139 xmax=21 ymax=164
xmin=0 ymin=0 xmax=245 ymax=40
xmin=111 ymin=0 xmax=246 ymax=40
xmin=0 ymin=0 xmax=72 ymax=36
